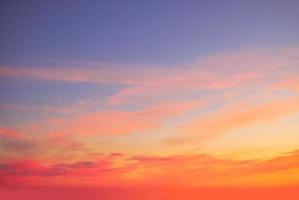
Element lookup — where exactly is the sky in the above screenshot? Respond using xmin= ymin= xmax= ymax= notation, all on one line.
xmin=1 ymin=0 xmax=299 ymax=199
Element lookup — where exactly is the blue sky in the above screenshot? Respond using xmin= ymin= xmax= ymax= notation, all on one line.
xmin=1 ymin=0 xmax=299 ymax=66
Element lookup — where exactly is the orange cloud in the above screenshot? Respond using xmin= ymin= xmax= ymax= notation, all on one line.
xmin=180 ymin=96 xmax=299 ymax=139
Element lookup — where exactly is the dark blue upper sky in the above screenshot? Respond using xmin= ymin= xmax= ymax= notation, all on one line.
xmin=1 ymin=0 xmax=299 ymax=66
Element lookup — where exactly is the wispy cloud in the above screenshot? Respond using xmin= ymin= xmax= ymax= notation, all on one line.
xmin=49 ymin=100 xmax=202 ymax=136
xmin=179 ymin=96 xmax=299 ymax=140
xmin=1 ymin=47 xmax=298 ymax=107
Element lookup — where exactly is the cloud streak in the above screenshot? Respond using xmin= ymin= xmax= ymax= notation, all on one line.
xmin=49 ymin=100 xmax=202 ymax=136
xmin=1 ymin=46 xmax=298 ymax=107
xmin=180 ymin=96 xmax=299 ymax=139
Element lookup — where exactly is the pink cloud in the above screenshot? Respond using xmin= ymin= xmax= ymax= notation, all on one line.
xmin=0 ymin=128 xmax=25 ymax=139
xmin=273 ymin=75 xmax=299 ymax=93
xmin=1 ymin=47 xmax=298 ymax=107
xmin=105 ymin=46 xmax=299 ymax=105
xmin=50 ymin=100 xmax=202 ymax=136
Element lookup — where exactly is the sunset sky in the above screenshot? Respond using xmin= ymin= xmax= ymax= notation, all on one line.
xmin=1 ymin=1 xmax=299 ymax=199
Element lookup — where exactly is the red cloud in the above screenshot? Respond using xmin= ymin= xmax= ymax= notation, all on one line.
xmin=1 ymin=150 xmax=299 ymax=188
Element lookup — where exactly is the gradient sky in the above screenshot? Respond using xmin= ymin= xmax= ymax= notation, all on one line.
xmin=1 ymin=1 xmax=299 ymax=199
